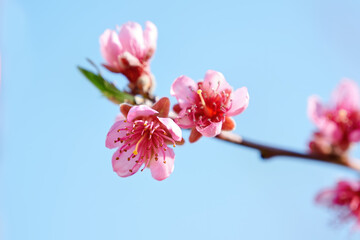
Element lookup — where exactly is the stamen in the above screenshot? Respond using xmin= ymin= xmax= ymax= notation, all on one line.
xmin=133 ymin=135 xmax=146 ymax=155
xmin=197 ymin=89 xmax=206 ymax=106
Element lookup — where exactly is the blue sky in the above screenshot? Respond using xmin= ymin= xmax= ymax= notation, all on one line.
xmin=1 ymin=0 xmax=360 ymax=239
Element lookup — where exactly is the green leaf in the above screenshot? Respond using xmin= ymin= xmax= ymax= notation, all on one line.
xmin=78 ymin=66 xmax=135 ymax=105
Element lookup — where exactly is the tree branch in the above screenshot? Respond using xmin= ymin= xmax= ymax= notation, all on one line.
xmin=215 ymin=131 xmax=360 ymax=171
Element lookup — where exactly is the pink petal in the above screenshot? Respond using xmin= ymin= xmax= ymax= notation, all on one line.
xmin=118 ymin=51 xmax=142 ymax=68
xmin=202 ymin=70 xmax=232 ymax=94
xmin=332 ymin=79 xmax=360 ymax=111
xmin=112 ymin=144 xmax=142 ymax=178
xmin=106 ymin=120 xmax=132 ymax=149
xmin=175 ymin=109 xmax=195 ymax=128
xmin=320 ymin=120 xmax=341 ymax=142
xmin=196 ymin=121 xmax=222 ymax=137
xmin=170 ymin=75 xmax=198 ymax=108
xmin=149 ymin=148 xmax=175 ymax=181
xmin=143 ymin=21 xmax=158 ymax=60
xmin=158 ymin=117 xmax=182 ymax=141
xmin=127 ymin=105 xmax=158 ymax=122
xmin=308 ymin=95 xmax=324 ymax=126
xmin=118 ymin=22 xmax=145 ymax=60
xmin=227 ymin=87 xmax=249 ymax=116
xmin=115 ymin=113 xmax=125 ymax=122
xmin=350 ymin=129 xmax=360 ymax=142
xmin=315 ymin=189 xmax=335 ymax=204
xmin=100 ymin=29 xmax=123 ymax=69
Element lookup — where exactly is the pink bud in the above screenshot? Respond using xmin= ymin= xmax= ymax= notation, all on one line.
xmin=100 ymin=21 xmax=157 ymax=93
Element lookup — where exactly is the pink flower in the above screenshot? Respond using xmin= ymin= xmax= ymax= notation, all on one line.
xmin=308 ymin=79 xmax=360 ymax=154
xmin=170 ymin=70 xmax=249 ymax=142
xmin=99 ymin=21 xmax=157 ymax=93
xmin=105 ymin=98 xmax=182 ymax=181
xmin=316 ymin=180 xmax=360 ymax=228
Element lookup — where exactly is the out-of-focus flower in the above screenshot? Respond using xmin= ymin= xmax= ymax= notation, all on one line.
xmin=100 ymin=21 xmax=157 ymax=94
xmin=308 ymin=79 xmax=360 ymax=155
xmin=105 ymin=98 xmax=182 ymax=181
xmin=171 ymin=70 xmax=249 ymax=142
xmin=316 ymin=180 xmax=360 ymax=228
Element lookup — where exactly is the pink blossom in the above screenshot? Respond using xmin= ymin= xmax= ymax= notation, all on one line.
xmin=308 ymin=79 xmax=360 ymax=154
xmin=170 ymin=70 xmax=249 ymax=142
xmin=316 ymin=180 xmax=360 ymax=228
xmin=105 ymin=98 xmax=182 ymax=181
xmin=99 ymin=21 xmax=157 ymax=92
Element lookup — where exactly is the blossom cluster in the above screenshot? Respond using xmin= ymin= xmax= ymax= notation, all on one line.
xmin=102 ymin=22 xmax=249 ymax=181
xmin=85 ymin=20 xmax=360 ymax=229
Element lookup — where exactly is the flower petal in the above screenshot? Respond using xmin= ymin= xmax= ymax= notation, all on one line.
xmin=170 ymin=75 xmax=198 ymax=108
xmin=118 ymin=51 xmax=142 ymax=68
xmin=350 ymin=129 xmax=360 ymax=142
xmin=115 ymin=113 xmax=125 ymax=122
xmin=308 ymin=95 xmax=324 ymax=126
xmin=158 ymin=117 xmax=182 ymax=141
xmin=112 ymin=144 xmax=142 ymax=178
xmin=227 ymin=87 xmax=249 ymax=116
xmin=175 ymin=109 xmax=195 ymax=129
xmin=196 ymin=121 xmax=222 ymax=137
xmin=118 ymin=22 xmax=145 ymax=59
xmin=332 ymin=79 xmax=360 ymax=111
xmin=100 ymin=29 xmax=123 ymax=70
xmin=106 ymin=120 xmax=132 ymax=149
xmin=202 ymin=70 xmax=232 ymax=94
xmin=150 ymin=148 xmax=175 ymax=181
xmin=143 ymin=21 xmax=158 ymax=60
xmin=127 ymin=105 xmax=158 ymax=122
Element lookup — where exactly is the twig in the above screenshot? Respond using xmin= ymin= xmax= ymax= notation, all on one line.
xmin=216 ymin=131 xmax=360 ymax=171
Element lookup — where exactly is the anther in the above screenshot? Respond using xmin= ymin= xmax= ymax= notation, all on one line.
xmin=197 ymin=89 xmax=206 ymax=107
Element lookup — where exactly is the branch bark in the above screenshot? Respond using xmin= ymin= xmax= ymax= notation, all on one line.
xmin=215 ymin=131 xmax=360 ymax=171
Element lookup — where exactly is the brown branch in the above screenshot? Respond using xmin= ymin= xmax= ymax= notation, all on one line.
xmin=216 ymin=131 xmax=360 ymax=171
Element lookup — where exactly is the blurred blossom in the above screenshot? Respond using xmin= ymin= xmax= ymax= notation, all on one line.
xmin=316 ymin=180 xmax=360 ymax=229
xmin=308 ymin=79 xmax=360 ymax=155
xmin=100 ymin=21 xmax=157 ymax=94
xmin=171 ymin=70 xmax=249 ymax=142
xmin=105 ymin=98 xmax=182 ymax=181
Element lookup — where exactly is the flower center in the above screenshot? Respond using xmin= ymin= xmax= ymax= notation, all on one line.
xmin=115 ymin=118 xmax=177 ymax=173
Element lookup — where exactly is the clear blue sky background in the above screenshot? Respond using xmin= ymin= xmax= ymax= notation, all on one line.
xmin=2 ymin=0 xmax=360 ymax=239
